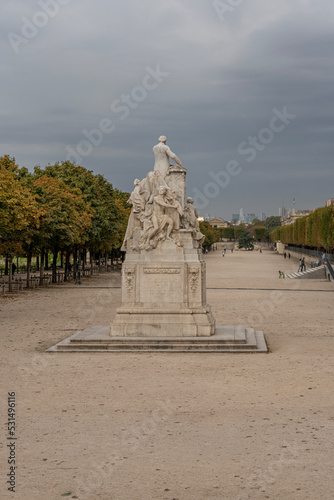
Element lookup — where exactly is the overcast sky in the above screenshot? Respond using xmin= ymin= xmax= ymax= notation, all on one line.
xmin=1 ymin=0 xmax=333 ymax=219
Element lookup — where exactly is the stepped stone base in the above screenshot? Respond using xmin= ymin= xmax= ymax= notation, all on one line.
xmin=47 ymin=325 xmax=268 ymax=353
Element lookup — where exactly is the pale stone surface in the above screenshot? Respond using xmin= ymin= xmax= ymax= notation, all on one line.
xmin=152 ymin=135 xmax=184 ymax=179
xmin=47 ymin=325 xmax=268 ymax=352
xmin=1 ymin=250 xmax=334 ymax=498
xmin=112 ymin=231 xmax=215 ymax=337
xmin=114 ymin=137 xmax=215 ymax=337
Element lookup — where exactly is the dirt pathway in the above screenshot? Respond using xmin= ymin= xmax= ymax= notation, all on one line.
xmin=0 ymin=249 xmax=333 ymax=500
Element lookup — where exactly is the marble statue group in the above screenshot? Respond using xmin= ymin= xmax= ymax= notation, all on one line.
xmin=122 ymin=136 xmax=204 ymax=252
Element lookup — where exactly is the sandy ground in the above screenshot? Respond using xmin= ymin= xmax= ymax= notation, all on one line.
xmin=0 ymin=247 xmax=334 ymax=500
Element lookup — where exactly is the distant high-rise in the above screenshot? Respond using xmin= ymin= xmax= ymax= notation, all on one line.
xmin=260 ymin=213 xmax=266 ymax=221
xmin=232 ymin=213 xmax=239 ymax=222
xmin=239 ymin=208 xmax=245 ymax=222
xmin=246 ymin=213 xmax=256 ymax=223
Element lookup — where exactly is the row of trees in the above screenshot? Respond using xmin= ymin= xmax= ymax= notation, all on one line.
xmin=0 ymin=156 xmax=131 ymax=285
xmin=198 ymin=223 xmax=266 ymax=249
xmin=270 ymin=206 xmax=334 ymax=250
xmin=199 ymin=222 xmax=275 ymax=247
xmin=219 ymin=224 xmax=270 ymax=241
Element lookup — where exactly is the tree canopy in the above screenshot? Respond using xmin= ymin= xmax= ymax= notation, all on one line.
xmin=238 ymin=231 xmax=255 ymax=250
xmin=270 ymin=206 xmax=334 ymax=250
xmin=253 ymin=226 xmax=267 ymax=241
xmin=264 ymin=216 xmax=281 ymax=231
xmin=0 ymin=157 xmax=131 ymax=266
xmin=199 ymin=221 xmax=220 ymax=248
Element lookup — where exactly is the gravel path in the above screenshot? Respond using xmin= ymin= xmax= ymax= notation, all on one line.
xmin=1 ymin=248 xmax=333 ymax=500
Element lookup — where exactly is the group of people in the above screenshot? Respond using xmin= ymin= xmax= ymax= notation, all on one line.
xmin=283 ymin=252 xmax=291 ymax=259
xmin=298 ymin=257 xmax=306 ymax=272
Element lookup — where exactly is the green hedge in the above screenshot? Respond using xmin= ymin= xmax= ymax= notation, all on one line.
xmin=270 ymin=206 xmax=334 ymax=250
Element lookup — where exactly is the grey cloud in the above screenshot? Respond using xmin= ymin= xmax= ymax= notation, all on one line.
xmin=1 ymin=0 xmax=333 ymax=219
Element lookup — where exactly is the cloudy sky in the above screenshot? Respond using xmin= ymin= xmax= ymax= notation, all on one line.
xmin=1 ymin=0 xmax=333 ymax=219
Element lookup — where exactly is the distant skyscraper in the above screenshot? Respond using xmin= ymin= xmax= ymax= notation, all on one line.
xmin=232 ymin=213 xmax=239 ymax=222
xmin=239 ymin=208 xmax=245 ymax=222
xmin=247 ymin=213 xmax=256 ymax=223
xmin=260 ymin=212 xmax=266 ymax=221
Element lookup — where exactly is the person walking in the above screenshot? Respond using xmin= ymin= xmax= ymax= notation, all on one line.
xmin=298 ymin=258 xmax=302 ymax=272
xmin=12 ymin=262 xmax=17 ymax=276
xmin=284 ymin=252 xmax=287 ymax=259
xmin=301 ymin=257 xmax=306 ymax=272
xmin=288 ymin=253 xmax=291 ymax=259
xmin=222 ymin=251 xmax=225 ymax=257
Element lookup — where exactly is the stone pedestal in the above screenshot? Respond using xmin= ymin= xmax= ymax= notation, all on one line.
xmin=111 ymin=230 xmax=215 ymax=337
xmin=166 ymin=166 xmax=187 ymax=208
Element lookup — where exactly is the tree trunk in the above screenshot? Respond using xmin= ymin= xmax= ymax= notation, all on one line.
xmin=36 ymin=255 xmax=40 ymax=271
xmin=90 ymin=249 xmax=94 ymax=276
xmin=52 ymin=250 xmax=58 ymax=284
xmin=8 ymin=256 xmax=13 ymax=292
xmin=82 ymin=248 xmax=86 ymax=273
xmin=26 ymin=247 xmax=32 ymax=289
xmin=45 ymin=252 xmax=48 ymax=270
xmin=5 ymin=257 xmax=9 ymax=276
xmin=39 ymin=248 xmax=44 ymax=286
xmin=73 ymin=245 xmax=77 ymax=280
xmin=64 ymin=250 xmax=70 ymax=282
xmin=60 ymin=251 xmax=64 ymax=269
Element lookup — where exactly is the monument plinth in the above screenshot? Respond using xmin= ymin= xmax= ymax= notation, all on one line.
xmin=111 ymin=232 xmax=215 ymax=337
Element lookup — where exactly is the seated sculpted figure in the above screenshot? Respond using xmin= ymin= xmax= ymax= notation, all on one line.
xmin=183 ymin=197 xmax=205 ymax=247
xmin=140 ymin=186 xmax=183 ymax=250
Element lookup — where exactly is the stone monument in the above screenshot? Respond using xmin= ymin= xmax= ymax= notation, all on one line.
xmin=48 ymin=137 xmax=267 ymax=352
xmin=111 ymin=136 xmax=215 ymax=337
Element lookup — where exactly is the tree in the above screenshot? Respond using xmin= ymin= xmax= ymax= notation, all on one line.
xmin=222 ymin=227 xmax=235 ymax=240
xmin=238 ymin=231 xmax=255 ymax=250
xmin=234 ymin=225 xmax=246 ymax=240
xmin=252 ymin=218 xmax=260 ymax=224
xmin=254 ymin=226 xmax=267 ymax=241
xmin=34 ymin=162 xmax=128 ymax=268
xmin=0 ymin=156 xmax=40 ymax=285
xmin=199 ymin=222 xmax=219 ymax=249
xmin=112 ymin=188 xmax=131 ymax=252
xmin=264 ymin=216 xmax=281 ymax=231
xmin=33 ymin=175 xmax=93 ymax=282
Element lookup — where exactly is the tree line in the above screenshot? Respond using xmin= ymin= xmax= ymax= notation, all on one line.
xmin=270 ymin=206 xmax=334 ymax=250
xmin=0 ymin=156 xmax=131 ymax=284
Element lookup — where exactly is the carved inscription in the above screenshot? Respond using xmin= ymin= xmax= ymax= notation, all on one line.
xmin=141 ymin=268 xmax=183 ymax=303
xmin=144 ymin=268 xmax=180 ymax=274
